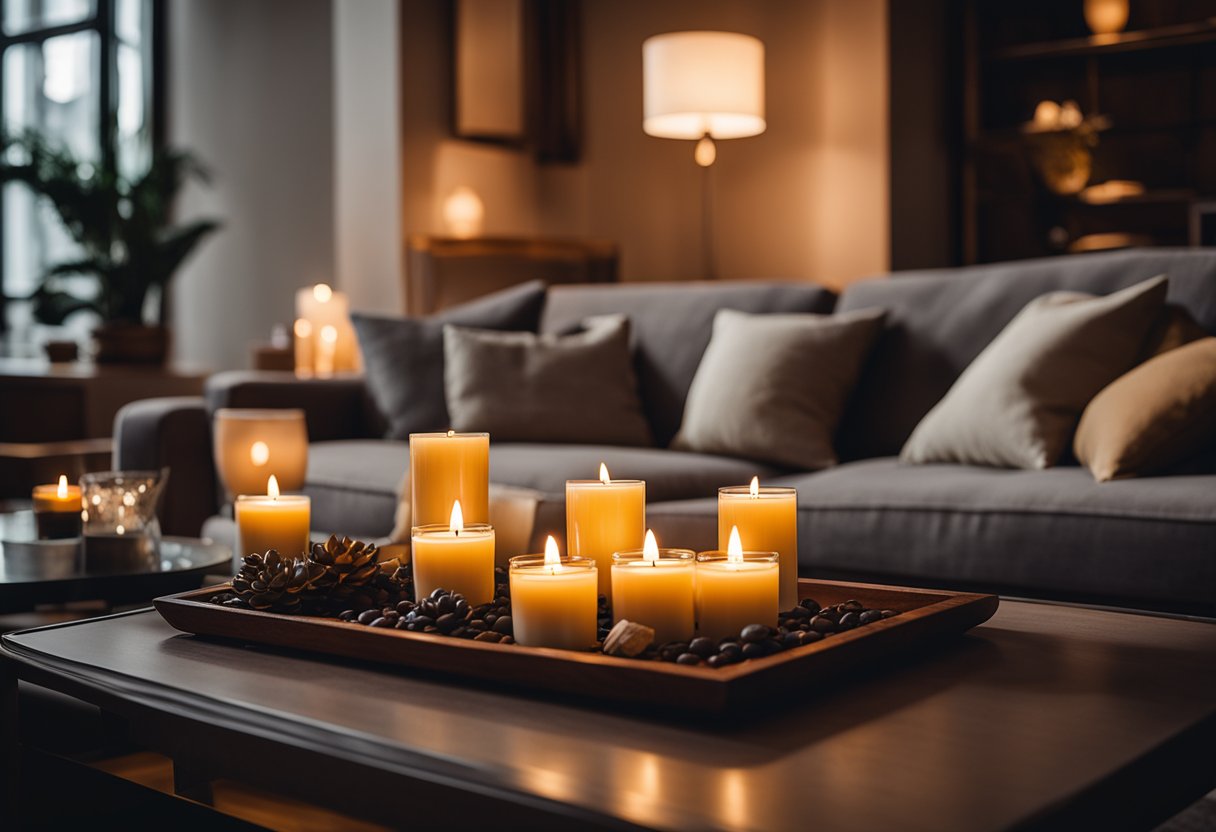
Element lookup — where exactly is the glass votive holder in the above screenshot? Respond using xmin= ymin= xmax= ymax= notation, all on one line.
xmin=411 ymin=522 xmax=496 ymax=605
xmin=508 ymin=553 xmax=598 ymax=650
xmin=694 ymin=550 xmax=780 ymax=641
xmin=213 ymin=408 xmax=309 ymax=502
xmin=80 ymin=471 xmax=166 ymax=574
xmin=31 ymin=476 xmax=83 ymax=539
xmin=611 ymin=548 xmax=695 ymax=644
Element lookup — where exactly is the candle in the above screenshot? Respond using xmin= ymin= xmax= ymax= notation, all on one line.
xmin=32 ymin=474 xmax=82 ymax=539
xmin=316 ymin=324 xmax=337 ymax=376
xmin=410 ymin=431 xmax=489 ymax=527
xmin=411 ymin=500 xmax=496 ymax=605
xmin=509 ymin=536 xmax=598 ymax=649
xmin=611 ymin=529 xmax=695 ymax=644
xmin=235 ymin=475 xmax=311 ymax=559
xmin=566 ymin=463 xmax=645 ymax=599
xmin=294 ymin=283 xmax=359 ymax=374
xmin=719 ymin=477 xmax=799 ymax=611
xmin=695 ymin=526 xmax=779 ymax=640
xmin=213 ymin=408 xmax=309 ymax=501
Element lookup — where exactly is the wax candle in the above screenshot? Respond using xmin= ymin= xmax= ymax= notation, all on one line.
xmin=410 ymin=431 xmax=490 ymax=528
xmin=213 ymin=408 xmax=309 ymax=501
xmin=611 ymin=529 xmax=695 ymax=644
xmin=719 ymin=477 xmax=799 ymax=611
xmin=294 ymin=283 xmax=360 ymax=374
xmin=32 ymin=474 xmax=82 ymax=539
xmin=566 ymin=463 xmax=645 ymax=599
xmin=411 ymin=500 xmax=496 ymax=605
xmin=695 ymin=526 xmax=779 ymax=640
xmin=235 ymin=475 xmax=311 ymax=558
xmin=509 ymin=536 xmax=598 ymax=650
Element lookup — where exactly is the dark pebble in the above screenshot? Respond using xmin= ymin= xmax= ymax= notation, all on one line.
xmin=718 ymin=643 xmax=743 ymax=661
xmin=430 ymin=588 xmax=448 ymax=600
xmin=474 ymin=631 xmax=502 ymax=643
xmin=675 ymin=653 xmax=702 ymax=666
xmin=485 ymin=613 xmax=498 ymax=626
xmin=369 ymin=617 xmax=392 ymax=628
xmin=437 ymin=595 xmax=456 ymax=614
xmin=741 ymin=642 xmax=766 ymax=659
xmin=500 ymin=636 xmax=515 ymax=644
xmin=455 ymin=601 xmax=470 ymax=617
xmin=357 ymin=609 xmax=380 ymax=625
xmin=789 ymin=606 xmax=812 ymax=620
xmin=881 ymin=609 xmax=898 ymax=618
xmin=493 ymin=615 xmax=513 ymax=634
xmin=395 ymin=618 xmax=410 ymax=629
xmin=450 ymin=627 xmax=468 ymax=638
xmin=859 ymin=610 xmax=883 ymax=625
xmin=799 ymin=598 xmax=822 ymax=613
xmin=419 ymin=601 xmax=437 ymax=617
xmin=395 ymin=601 xmax=414 ymax=615
xmin=689 ymin=637 xmax=716 ymax=658
xmin=467 ymin=619 xmax=488 ymax=631
xmin=436 ymin=612 xmax=460 ymax=631
xmin=706 ymin=654 xmax=726 ymax=669
xmin=412 ymin=615 xmax=435 ymax=628
xmin=782 ymin=631 xmax=803 ymax=649
xmin=780 ymin=618 xmax=799 ymax=631
xmin=838 ymin=612 xmax=859 ymax=630
xmin=763 ymin=638 xmax=784 ymax=655
xmin=740 ymin=624 xmax=770 ymax=643
xmin=811 ymin=616 xmax=836 ymax=633
xmin=423 ymin=625 xmax=439 ymax=633
xmin=800 ymin=630 xmax=823 ymax=645
xmin=338 ymin=609 xmax=357 ymax=621
xmin=381 ymin=610 xmax=399 ymax=620
xmin=842 ymin=600 xmax=864 ymax=612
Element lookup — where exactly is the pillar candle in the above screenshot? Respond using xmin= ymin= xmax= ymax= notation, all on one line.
xmin=410 ymin=431 xmax=490 ymax=527
xmin=235 ymin=475 xmax=311 ymax=559
xmin=411 ymin=500 xmax=496 ymax=605
xmin=611 ymin=530 xmax=695 ymax=644
xmin=566 ymin=463 xmax=645 ymax=599
xmin=719 ymin=477 xmax=799 ymax=611
xmin=294 ymin=283 xmax=360 ymax=374
xmin=695 ymin=527 xmax=779 ymax=641
xmin=213 ymin=408 xmax=309 ymax=501
xmin=509 ymin=537 xmax=598 ymax=650
xmin=32 ymin=474 xmax=82 ymax=539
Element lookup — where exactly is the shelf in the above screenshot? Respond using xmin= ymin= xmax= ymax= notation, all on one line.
xmin=991 ymin=18 xmax=1216 ymax=62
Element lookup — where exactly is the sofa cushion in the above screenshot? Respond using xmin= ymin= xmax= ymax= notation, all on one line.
xmin=837 ymin=248 xmax=1216 ymax=460
xmin=540 ymin=281 xmax=837 ymax=446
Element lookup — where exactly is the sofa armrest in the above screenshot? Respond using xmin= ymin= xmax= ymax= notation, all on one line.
xmin=113 ymin=397 xmax=217 ymax=537
xmin=203 ymin=371 xmax=383 ymax=441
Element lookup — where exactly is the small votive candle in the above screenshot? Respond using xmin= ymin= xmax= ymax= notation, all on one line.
xmin=411 ymin=500 xmax=496 ymax=605
xmin=32 ymin=474 xmax=82 ymax=539
xmin=235 ymin=475 xmax=311 ymax=558
xmin=611 ymin=530 xmax=695 ymax=644
xmin=509 ymin=536 xmax=598 ymax=650
xmin=695 ymin=527 xmax=779 ymax=641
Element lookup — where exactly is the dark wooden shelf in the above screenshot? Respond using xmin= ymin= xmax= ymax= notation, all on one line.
xmin=991 ymin=18 xmax=1216 ymax=62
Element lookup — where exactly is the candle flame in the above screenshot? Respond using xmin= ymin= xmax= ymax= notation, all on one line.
xmin=599 ymin=462 xmax=610 ymax=484
xmin=293 ymin=318 xmax=312 ymax=338
xmin=749 ymin=476 xmax=759 ymax=497
xmin=728 ymin=525 xmax=743 ymax=563
xmin=544 ymin=535 xmax=561 ymax=567
xmin=447 ymin=429 xmax=455 ymax=437
xmin=267 ymin=474 xmax=280 ymax=499
xmin=320 ymin=324 xmax=338 ymax=344
xmin=449 ymin=500 xmax=464 ymax=534
xmin=250 ymin=441 xmax=270 ymax=467
xmin=312 ymin=283 xmax=333 ymax=303
xmin=57 ymin=475 xmax=68 ymax=499
xmin=643 ymin=529 xmax=659 ymax=562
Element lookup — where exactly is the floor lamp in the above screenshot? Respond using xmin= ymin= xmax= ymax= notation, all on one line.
xmin=643 ymin=31 xmax=766 ymax=279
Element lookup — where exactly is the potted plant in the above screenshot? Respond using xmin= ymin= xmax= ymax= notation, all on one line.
xmin=0 ymin=130 xmax=220 ymax=363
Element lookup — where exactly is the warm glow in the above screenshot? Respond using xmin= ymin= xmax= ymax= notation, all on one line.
xmin=643 ymin=529 xmax=659 ymax=562
xmin=694 ymin=135 xmax=717 ymax=167
xmin=250 ymin=441 xmax=270 ymax=467
xmin=320 ymin=324 xmax=338 ymax=344
xmin=544 ymin=535 xmax=561 ymax=567
xmin=442 ymin=186 xmax=485 ymax=239
xmin=749 ymin=476 xmax=759 ymax=498
xmin=643 ymin=31 xmax=766 ymax=141
xmin=1084 ymin=0 xmax=1129 ymax=35
xmin=293 ymin=318 xmax=312 ymax=339
xmin=267 ymin=474 xmax=280 ymax=499
xmin=728 ymin=525 xmax=743 ymax=563
xmin=447 ymin=429 xmax=455 ymax=437
xmin=449 ymin=500 xmax=464 ymax=533
xmin=57 ymin=475 xmax=68 ymax=499
xmin=312 ymin=283 xmax=333 ymax=303
xmin=599 ymin=462 xmax=611 ymax=484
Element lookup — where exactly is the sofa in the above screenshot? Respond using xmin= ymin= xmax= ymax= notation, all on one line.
xmin=116 ymin=248 xmax=1216 ymax=616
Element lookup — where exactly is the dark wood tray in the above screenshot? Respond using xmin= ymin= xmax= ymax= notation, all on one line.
xmin=155 ymin=579 xmax=998 ymax=715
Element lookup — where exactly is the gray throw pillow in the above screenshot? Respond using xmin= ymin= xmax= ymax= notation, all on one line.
xmin=443 ymin=315 xmax=653 ymax=446
xmin=900 ymin=274 xmax=1169 ymax=469
xmin=671 ymin=307 xmax=886 ymax=469
xmin=352 ymin=281 xmax=548 ymax=439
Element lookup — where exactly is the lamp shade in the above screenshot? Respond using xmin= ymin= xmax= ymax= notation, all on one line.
xmin=643 ymin=31 xmax=765 ymax=141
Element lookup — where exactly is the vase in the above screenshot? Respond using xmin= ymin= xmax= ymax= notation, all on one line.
xmin=93 ymin=323 xmax=169 ymax=364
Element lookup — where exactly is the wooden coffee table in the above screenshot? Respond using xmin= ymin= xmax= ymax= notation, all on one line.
xmin=3 ymin=599 xmax=1215 ymax=830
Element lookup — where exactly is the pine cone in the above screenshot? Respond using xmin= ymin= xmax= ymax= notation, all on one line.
xmin=231 ymin=550 xmax=321 ymax=613
xmin=307 ymin=535 xmax=383 ymax=605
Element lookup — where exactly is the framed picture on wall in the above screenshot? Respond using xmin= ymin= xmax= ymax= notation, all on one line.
xmin=452 ymin=0 xmax=526 ymax=144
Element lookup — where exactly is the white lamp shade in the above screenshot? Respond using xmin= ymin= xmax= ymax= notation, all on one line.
xmin=643 ymin=31 xmax=765 ymax=141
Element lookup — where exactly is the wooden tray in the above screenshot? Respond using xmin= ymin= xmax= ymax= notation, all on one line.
xmin=155 ymin=580 xmax=998 ymax=716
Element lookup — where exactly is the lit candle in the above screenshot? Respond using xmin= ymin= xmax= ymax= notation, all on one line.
xmin=719 ymin=477 xmax=799 ymax=611
xmin=509 ymin=536 xmax=598 ymax=650
xmin=293 ymin=318 xmax=314 ymax=375
xmin=235 ymin=474 xmax=311 ymax=559
xmin=32 ymin=474 xmax=82 ymax=539
xmin=295 ymin=283 xmax=360 ymax=373
xmin=212 ymin=408 xmax=309 ymax=501
xmin=695 ymin=526 xmax=779 ymax=641
xmin=409 ymin=431 xmax=489 ymax=527
xmin=411 ymin=500 xmax=496 ymax=605
xmin=566 ymin=463 xmax=645 ymax=599
xmin=611 ymin=529 xmax=695 ymax=644
xmin=316 ymin=324 xmax=338 ymax=376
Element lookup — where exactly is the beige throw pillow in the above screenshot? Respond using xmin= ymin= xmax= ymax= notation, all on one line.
xmin=671 ymin=307 xmax=885 ymax=469
xmin=900 ymin=274 xmax=1169 ymax=469
xmin=1074 ymin=337 xmax=1216 ymax=481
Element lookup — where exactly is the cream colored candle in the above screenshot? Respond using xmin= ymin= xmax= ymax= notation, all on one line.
xmin=213 ymin=408 xmax=308 ymax=501
xmin=411 ymin=500 xmax=496 ymax=605
xmin=719 ymin=477 xmax=799 ymax=611
xmin=235 ymin=475 xmax=311 ymax=558
xmin=566 ymin=463 xmax=645 ymax=599
xmin=611 ymin=530 xmax=695 ymax=644
xmin=32 ymin=474 xmax=82 ymax=539
xmin=695 ymin=526 xmax=779 ymax=640
xmin=509 ymin=536 xmax=598 ymax=650
xmin=294 ymin=283 xmax=360 ymax=374
xmin=410 ymin=431 xmax=490 ymax=528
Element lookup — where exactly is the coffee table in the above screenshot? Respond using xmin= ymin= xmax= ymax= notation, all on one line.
xmin=3 ymin=599 xmax=1214 ymax=830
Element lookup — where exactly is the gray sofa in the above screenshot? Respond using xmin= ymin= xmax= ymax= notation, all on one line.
xmin=116 ymin=249 xmax=1216 ymax=615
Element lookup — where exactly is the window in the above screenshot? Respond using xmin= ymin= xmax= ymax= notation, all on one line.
xmin=0 ymin=0 xmax=160 ymax=345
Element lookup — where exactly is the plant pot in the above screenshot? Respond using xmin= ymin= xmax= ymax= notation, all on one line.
xmin=93 ymin=323 xmax=169 ymax=365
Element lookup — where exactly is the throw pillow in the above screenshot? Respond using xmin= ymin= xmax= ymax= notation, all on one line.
xmin=670 ymin=307 xmax=886 ymax=469
xmin=442 ymin=314 xmax=653 ymax=446
xmin=1142 ymin=304 xmax=1210 ymax=358
xmin=352 ymin=281 xmax=547 ymax=439
xmin=900 ymin=274 xmax=1169 ymax=469
xmin=1074 ymin=337 xmax=1216 ymax=481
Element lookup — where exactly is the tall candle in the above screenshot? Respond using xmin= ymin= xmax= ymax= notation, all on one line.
xmin=32 ymin=474 xmax=82 ymax=539
xmin=695 ymin=526 xmax=779 ymax=641
xmin=235 ymin=475 xmax=311 ymax=559
xmin=411 ymin=500 xmax=496 ymax=605
xmin=410 ymin=431 xmax=490 ymax=527
xmin=509 ymin=536 xmax=598 ymax=650
xmin=611 ymin=530 xmax=695 ymax=644
xmin=566 ymin=463 xmax=645 ymax=598
xmin=294 ymin=283 xmax=360 ymax=374
xmin=719 ymin=477 xmax=799 ymax=611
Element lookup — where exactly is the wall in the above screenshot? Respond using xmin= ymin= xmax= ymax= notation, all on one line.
xmin=168 ymin=0 xmax=334 ymax=370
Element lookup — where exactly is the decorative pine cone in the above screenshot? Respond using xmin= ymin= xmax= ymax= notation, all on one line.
xmin=231 ymin=550 xmax=322 ymax=613
xmin=306 ymin=535 xmax=384 ymax=606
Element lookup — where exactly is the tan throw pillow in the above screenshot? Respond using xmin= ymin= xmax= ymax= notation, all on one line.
xmin=1074 ymin=337 xmax=1216 ymax=482
xmin=442 ymin=314 xmax=653 ymax=446
xmin=1142 ymin=304 xmax=1210 ymax=358
xmin=900 ymin=274 xmax=1169 ymax=470
xmin=671 ymin=307 xmax=885 ymax=469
